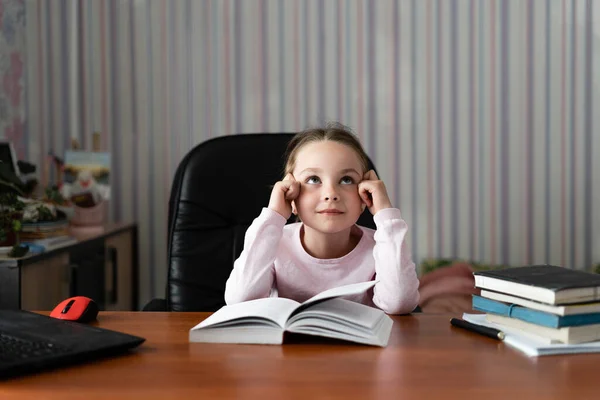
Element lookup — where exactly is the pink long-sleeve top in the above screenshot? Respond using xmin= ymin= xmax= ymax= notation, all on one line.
xmin=224 ymin=207 xmax=420 ymax=314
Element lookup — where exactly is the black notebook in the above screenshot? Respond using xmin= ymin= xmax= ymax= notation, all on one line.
xmin=473 ymin=265 xmax=600 ymax=305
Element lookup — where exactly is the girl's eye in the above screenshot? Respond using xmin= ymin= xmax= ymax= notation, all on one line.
xmin=340 ymin=176 xmax=354 ymax=185
xmin=306 ymin=176 xmax=321 ymax=184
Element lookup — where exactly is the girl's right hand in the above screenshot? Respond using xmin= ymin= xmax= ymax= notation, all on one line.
xmin=268 ymin=173 xmax=300 ymax=219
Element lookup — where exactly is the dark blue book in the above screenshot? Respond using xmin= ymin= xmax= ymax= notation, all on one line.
xmin=473 ymin=265 xmax=600 ymax=305
xmin=472 ymin=295 xmax=600 ymax=329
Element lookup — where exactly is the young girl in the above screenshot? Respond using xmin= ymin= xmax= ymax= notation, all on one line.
xmin=224 ymin=124 xmax=419 ymax=314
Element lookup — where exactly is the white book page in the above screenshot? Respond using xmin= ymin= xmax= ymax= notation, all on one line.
xmin=285 ymin=326 xmax=385 ymax=347
xmin=481 ymin=290 xmax=600 ymax=316
xmin=192 ymin=297 xmax=300 ymax=330
xmin=287 ymin=298 xmax=383 ymax=331
xmin=462 ymin=313 xmax=600 ymax=357
xmin=189 ymin=327 xmax=284 ymax=345
xmin=481 ymin=290 xmax=567 ymax=315
xmin=299 ymin=281 xmax=378 ymax=309
xmin=286 ymin=309 xmax=393 ymax=347
xmin=474 ymin=276 xmax=554 ymax=303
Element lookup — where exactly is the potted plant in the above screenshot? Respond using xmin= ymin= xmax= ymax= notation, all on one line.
xmin=0 ymin=192 xmax=24 ymax=248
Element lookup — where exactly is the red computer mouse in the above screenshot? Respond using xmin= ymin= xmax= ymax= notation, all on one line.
xmin=50 ymin=296 xmax=99 ymax=323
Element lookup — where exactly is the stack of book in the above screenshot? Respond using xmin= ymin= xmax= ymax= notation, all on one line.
xmin=20 ymin=218 xmax=70 ymax=240
xmin=471 ymin=265 xmax=600 ymax=345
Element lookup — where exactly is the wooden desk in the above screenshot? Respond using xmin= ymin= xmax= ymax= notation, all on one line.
xmin=2 ymin=313 xmax=599 ymax=399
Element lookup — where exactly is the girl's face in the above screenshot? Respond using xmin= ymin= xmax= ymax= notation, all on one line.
xmin=292 ymin=140 xmax=365 ymax=235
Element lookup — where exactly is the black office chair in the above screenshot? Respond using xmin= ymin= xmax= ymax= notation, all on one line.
xmin=144 ymin=133 xmax=377 ymax=312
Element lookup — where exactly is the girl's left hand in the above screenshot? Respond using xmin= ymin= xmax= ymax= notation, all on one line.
xmin=358 ymin=170 xmax=393 ymax=215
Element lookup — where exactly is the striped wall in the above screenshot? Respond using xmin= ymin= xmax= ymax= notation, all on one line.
xmin=19 ymin=0 xmax=600 ymax=307
xmin=0 ymin=0 xmax=25 ymax=157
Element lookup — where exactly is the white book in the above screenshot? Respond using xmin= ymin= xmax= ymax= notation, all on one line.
xmin=481 ymin=290 xmax=600 ymax=316
xmin=189 ymin=281 xmax=393 ymax=347
xmin=463 ymin=313 xmax=600 ymax=357
xmin=473 ymin=265 xmax=600 ymax=305
xmin=486 ymin=314 xmax=600 ymax=344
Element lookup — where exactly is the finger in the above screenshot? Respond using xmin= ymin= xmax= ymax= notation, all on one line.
xmin=277 ymin=180 xmax=292 ymax=196
xmin=362 ymin=170 xmax=376 ymax=181
xmin=284 ymin=173 xmax=296 ymax=182
xmin=285 ymin=182 xmax=300 ymax=200
xmin=358 ymin=185 xmax=372 ymax=206
xmin=362 ymin=193 xmax=372 ymax=207
xmin=280 ymin=179 xmax=293 ymax=193
xmin=364 ymin=169 xmax=378 ymax=181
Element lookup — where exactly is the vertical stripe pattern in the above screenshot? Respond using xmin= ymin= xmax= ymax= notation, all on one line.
xmin=9 ymin=0 xmax=598 ymax=307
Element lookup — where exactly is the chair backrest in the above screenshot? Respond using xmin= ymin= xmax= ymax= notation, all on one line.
xmin=166 ymin=133 xmax=377 ymax=311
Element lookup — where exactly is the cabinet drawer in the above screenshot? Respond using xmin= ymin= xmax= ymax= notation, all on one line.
xmin=20 ymin=253 xmax=71 ymax=311
xmin=104 ymin=231 xmax=134 ymax=310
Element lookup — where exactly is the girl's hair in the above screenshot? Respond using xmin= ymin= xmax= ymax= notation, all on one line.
xmin=283 ymin=122 xmax=369 ymax=176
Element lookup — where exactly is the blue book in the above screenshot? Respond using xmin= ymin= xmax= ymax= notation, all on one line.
xmin=472 ymin=295 xmax=600 ymax=328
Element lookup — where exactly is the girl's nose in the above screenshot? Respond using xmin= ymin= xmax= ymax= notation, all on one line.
xmin=323 ymin=182 xmax=339 ymax=201
xmin=323 ymin=188 xmax=339 ymax=201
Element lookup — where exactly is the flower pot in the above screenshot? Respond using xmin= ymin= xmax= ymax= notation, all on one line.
xmin=70 ymin=201 xmax=107 ymax=226
xmin=0 ymin=230 xmax=17 ymax=247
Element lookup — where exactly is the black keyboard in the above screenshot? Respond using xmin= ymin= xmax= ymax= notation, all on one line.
xmin=0 ymin=310 xmax=145 ymax=378
xmin=0 ymin=331 xmax=70 ymax=364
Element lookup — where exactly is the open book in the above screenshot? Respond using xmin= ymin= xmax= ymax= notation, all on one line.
xmin=189 ymin=281 xmax=393 ymax=347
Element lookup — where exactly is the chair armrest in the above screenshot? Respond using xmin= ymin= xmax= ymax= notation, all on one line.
xmin=142 ymin=298 xmax=168 ymax=311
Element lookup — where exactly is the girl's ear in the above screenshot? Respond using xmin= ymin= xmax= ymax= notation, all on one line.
xmin=361 ymin=203 xmax=366 ymax=212
xmin=292 ymin=200 xmax=298 ymax=215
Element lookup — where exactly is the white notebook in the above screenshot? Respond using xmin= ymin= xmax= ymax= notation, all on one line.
xmin=462 ymin=313 xmax=600 ymax=357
